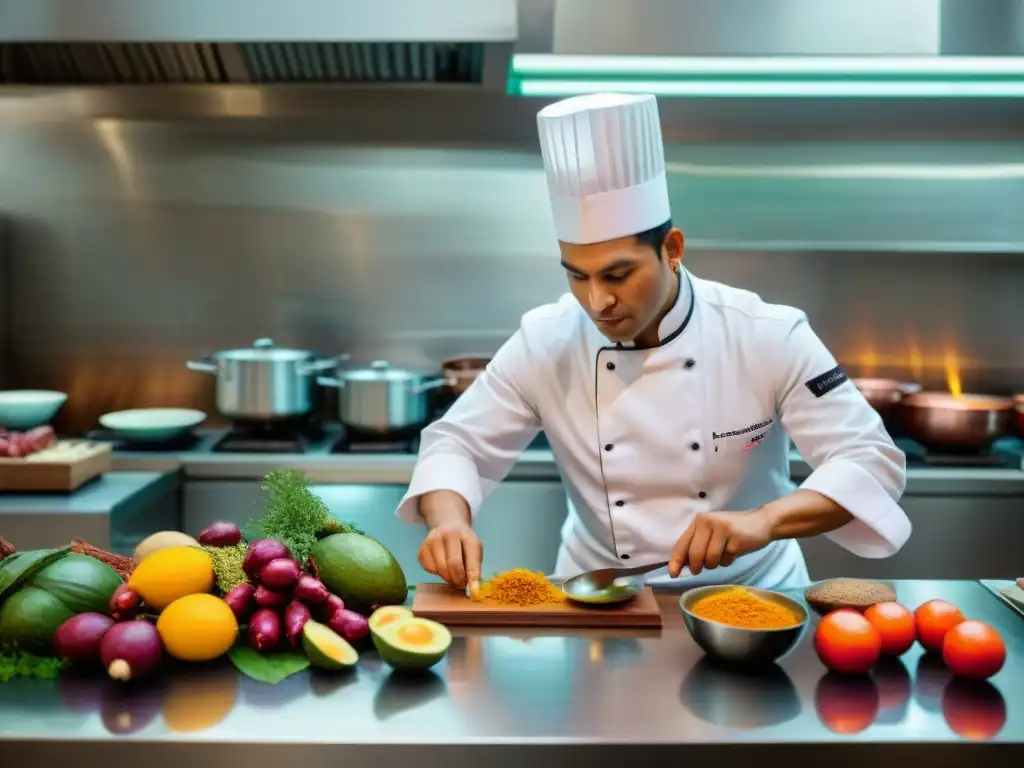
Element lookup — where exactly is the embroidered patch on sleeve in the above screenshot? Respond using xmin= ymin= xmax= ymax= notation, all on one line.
xmin=804 ymin=365 xmax=849 ymax=398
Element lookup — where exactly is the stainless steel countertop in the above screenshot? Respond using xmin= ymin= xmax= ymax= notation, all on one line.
xmin=106 ymin=428 xmax=1024 ymax=494
xmin=1 ymin=581 xmax=1022 ymax=767
xmin=0 ymin=470 xmax=179 ymax=514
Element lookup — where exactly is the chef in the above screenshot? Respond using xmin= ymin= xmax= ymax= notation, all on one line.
xmin=395 ymin=92 xmax=910 ymax=593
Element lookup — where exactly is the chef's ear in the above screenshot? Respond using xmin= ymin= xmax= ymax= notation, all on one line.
xmin=663 ymin=227 xmax=685 ymax=268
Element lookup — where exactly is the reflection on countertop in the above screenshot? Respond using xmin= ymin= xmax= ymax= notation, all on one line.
xmin=1 ymin=581 xmax=1022 ymax=767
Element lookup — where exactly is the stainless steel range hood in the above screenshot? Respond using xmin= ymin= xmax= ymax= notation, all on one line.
xmin=519 ymin=0 xmax=1024 ymax=57
xmin=0 ymin=0 xmax=517 ymax=86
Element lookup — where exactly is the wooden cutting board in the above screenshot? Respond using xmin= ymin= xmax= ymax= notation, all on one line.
xmin=410 ymin=582 xmax=663 ymax=628
xmin=0 ymin=441 xmax=111 ymax=492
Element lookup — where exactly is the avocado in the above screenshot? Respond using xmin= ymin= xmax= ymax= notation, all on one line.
xmin=301 ymin=620 xmax=359 ymax=671
xmin=368 ymin=605 xmax=413 ymax=639
xmin=371 ymin=616 xmax=452 ymax=672
xmin=309 ymin=533 xmax=408 ymax=612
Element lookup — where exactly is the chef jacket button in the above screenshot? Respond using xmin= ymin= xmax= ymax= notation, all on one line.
xmin=606 ymin=361 xmax=615 ymax=371
xmin=620 ymin=554 xmax=631 ymax=560
xmin=698 ymin=491 xmax=706 ymax=499
xmin=691 ymin=442 xmax=700 ymax=451
xmin=615 ymin=500 xmax=624 ymax=507
xmin=685 ymin=358 xmax=696 ymax=369
xmin=605 ymin=443 xmax=614 ymax=452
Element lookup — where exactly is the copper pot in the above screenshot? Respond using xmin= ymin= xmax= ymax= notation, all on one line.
xmin=1014 ymin=394 xmax=1024 ymax=438
xmin=442 ymin=356 xmax=491 ymax=396
xmin=900 ymin=392 xmax=1014 ymax=452
xmin=852 ymin=378 xmax=921 ymax=425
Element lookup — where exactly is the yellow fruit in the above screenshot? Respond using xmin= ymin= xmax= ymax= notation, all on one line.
xmin=156 ymin=593 xmax=239 ymax=662
xmin=129 ymin=545 xmax=215 ymax=611
xmin=132 ymin=531 xmax=201 ymax=564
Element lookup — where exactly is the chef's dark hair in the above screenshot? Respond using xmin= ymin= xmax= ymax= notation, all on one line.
xmin=635 ymin=219 xmax=673 ymax=258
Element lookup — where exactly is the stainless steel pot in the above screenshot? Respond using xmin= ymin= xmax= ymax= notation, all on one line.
xmin=187 ymin=338 xmax=343 ymax=421
xmin=318 ymin=360 xmax=445 ymax=434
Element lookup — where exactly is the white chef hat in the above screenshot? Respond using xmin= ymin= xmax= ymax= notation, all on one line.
xmin=536 ymin=93 xmax=670 ymax=245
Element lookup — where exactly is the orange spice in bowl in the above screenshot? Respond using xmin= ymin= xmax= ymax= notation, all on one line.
xmin=690 ymin=586 xmax=802 ymax=629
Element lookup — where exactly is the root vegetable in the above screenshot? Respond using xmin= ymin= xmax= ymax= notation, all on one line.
xmin=284 ymin=601 xmax=312 ymax=649
xmin=196 ymin=521 xmax=242 ymax=547
xmin=100 ymin=620 xmax=163 ymax=681
xmin=242 ymin=539 xmax=291 ymax=579
xmin=249 ymin=608 xmax=282 ymax=652
xmin=259 ymin=558 xmax=300 ymax=590
xmin=253 ymin=585 xmax=289 ymax=609
xmin=223 ymin=583 xmax=256 ymax=621
xmin=293 ymin=574 xmax=330 ymax=604
xmin=327 ymin=608 xmax=369 ymax=643
xmin=320 ymin=593 xmax=345 ymax=620
xmin=109 ymin=583 xmax=144 ymax=622
xmin=55 ymin=612 xmax=115 ymax=667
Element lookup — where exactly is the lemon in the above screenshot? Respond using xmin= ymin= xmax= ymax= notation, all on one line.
xmin=156 ymin=593 xmax=239 ymax=662
xmin=129 ymin=545 xmax=215 ymax=611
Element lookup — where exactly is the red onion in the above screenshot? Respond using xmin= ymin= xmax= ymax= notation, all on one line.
xmin=242 ymin=539 xmax=291 ymax=579
xmin=258 ymin=557 xmax=301 ymax=590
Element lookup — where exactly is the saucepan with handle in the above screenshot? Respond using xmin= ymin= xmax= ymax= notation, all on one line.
xmin=187 ymin=338 xmax=344 ymax=421
xmin=318 ymin=360 xmax=447 ymax=435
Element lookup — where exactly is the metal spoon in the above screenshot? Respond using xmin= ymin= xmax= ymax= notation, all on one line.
xmin=560 ymin=560 xmax=670 ymax=604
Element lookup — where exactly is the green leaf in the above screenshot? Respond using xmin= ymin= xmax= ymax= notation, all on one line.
xmin=227 ymin=642 xmax=310 ymax=685
xmin=0 ymin=547 xmax=69 ymax=604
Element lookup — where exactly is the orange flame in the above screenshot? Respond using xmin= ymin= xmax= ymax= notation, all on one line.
xmin=944 ymin=351 xmax=963 ymax=399
xmin=908 ymin=343 xmax=924 ymax=384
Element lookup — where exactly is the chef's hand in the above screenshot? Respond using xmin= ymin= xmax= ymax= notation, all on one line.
xmin=418 ymin=522 xmax=483 ymax=592
xmin=668 ymin=509 xmax=774 ymax=577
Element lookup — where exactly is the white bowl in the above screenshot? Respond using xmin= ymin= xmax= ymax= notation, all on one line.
xmin=0 ymin=390 xmax=68 ymax=429
xmin=99 ymin=408 xmax=207 ymax=443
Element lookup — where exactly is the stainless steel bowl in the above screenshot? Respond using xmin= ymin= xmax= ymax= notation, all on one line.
xmin=679 ymin=585 xmax=809 ymax=666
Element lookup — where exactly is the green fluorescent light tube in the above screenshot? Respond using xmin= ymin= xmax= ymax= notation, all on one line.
xmin=515 ymin=79 xmax=1024 ymax=98
xmin=511 ymin=54 xmax=1024 ymax=78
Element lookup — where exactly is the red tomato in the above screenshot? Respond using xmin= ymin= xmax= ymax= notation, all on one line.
xmin=864 ymin=602 xmax=916 ymax=656
xmin=914 ymin=599 xmax=965 ymax=654
xmin=942 ymin=620 xmax=1006 ymax=680
xmin=814 ymin=609 xmax=882 ymax=675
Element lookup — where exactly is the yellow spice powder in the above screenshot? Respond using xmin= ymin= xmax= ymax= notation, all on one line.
xmin=476 ymin=569 xmax=566 ymax=607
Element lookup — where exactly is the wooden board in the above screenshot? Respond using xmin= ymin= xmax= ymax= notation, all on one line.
xmin=411 ymin=583 xmax=663 ymax=628
xmin=0 ymin=441 xmax=111 ymax=492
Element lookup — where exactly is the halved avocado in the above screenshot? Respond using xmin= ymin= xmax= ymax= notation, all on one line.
xmin=372 ymin=616 xmax=452 ymax=672
xmin=302 ymin=620 xmax=359 ymax=671
xmin=368 ymin=605 xmax=413 ymax=638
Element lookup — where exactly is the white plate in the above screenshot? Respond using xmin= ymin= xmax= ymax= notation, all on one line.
xmin=0 ymin=390 xmax=68 ymax=429
xmin=99 ymin=408 xmax=207 ymax=442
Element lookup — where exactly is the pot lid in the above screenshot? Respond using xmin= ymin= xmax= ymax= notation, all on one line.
xmin=343 ymin=360 xmax=422 ymax=383
xmin=213 ymin=338 xmax=313 ymax=363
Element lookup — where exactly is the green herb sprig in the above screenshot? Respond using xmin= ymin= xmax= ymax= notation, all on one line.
xmin=243 ymin=469 xmax=362 ymax=565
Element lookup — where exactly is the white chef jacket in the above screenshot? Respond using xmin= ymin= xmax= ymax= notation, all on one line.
xmin=396 ymin=267 xmax=910 ymax=590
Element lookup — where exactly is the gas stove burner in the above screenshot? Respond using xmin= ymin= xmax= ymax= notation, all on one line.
xmin=332 ymin=426 xmax=419 ymax=455
xmin=213 ymin=418 xmax=324 ymax=454
xmin=85 ymin=428 xmax=201 ymax=452
xmin=901 ymin=439 xmax=1023 ymax=469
